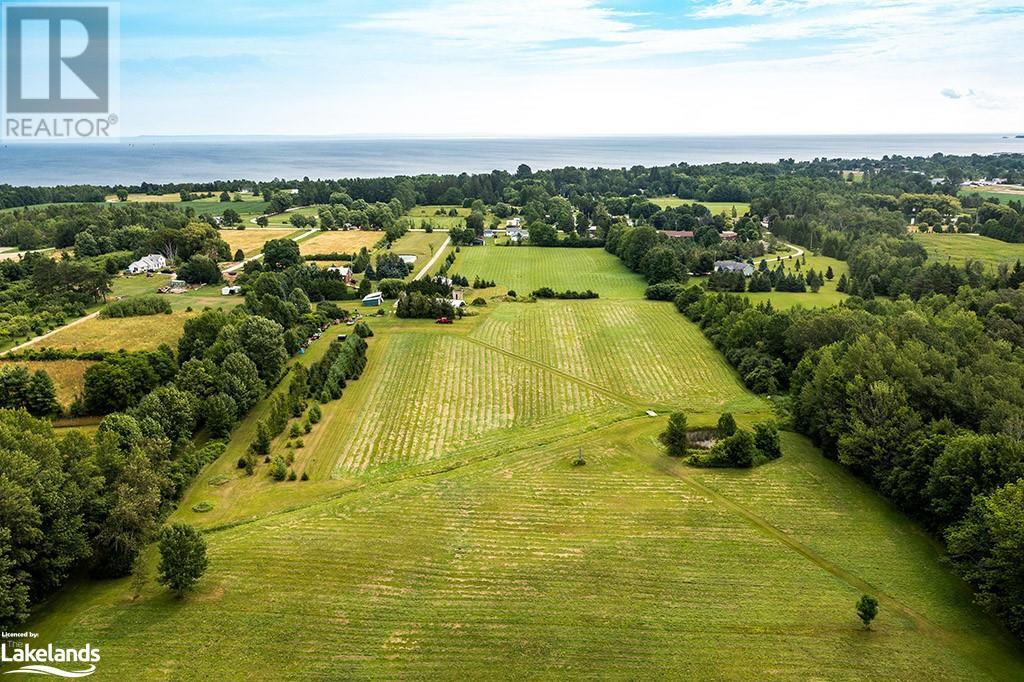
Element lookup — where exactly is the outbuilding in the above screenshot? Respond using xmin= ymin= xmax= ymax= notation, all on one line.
xmin=362 ymin=292 xmax=384 ymax=307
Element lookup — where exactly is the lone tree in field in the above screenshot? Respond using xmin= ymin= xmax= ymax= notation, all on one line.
xmin=156 ymin=524 xmax=208 ymax=598
xmin=857 ymin=595 xmax=878 ymax=629
xmin=659 ymin=412 xmax=689 ymax=457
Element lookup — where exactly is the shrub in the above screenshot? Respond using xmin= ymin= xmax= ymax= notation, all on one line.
xmin=300 ymin=471 xmax=309 ymax=481
xmin=100 ymin=295 xmax=172 ymax=318
xmin=270 ymin=456 xmax=288 ymax=481
xmin=191 ymin=501 xmax=214 ymax=513
xmin=717 ymin=413 xmax=737 ymax=438
xmin=288 ymin=469 xmax=297 ymax=481
xmin=753 ymin=421 xmax=782 ymax=461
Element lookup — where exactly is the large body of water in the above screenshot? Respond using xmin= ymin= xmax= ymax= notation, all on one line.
xmin=2 ymin=134 xmax=1022 ymax=186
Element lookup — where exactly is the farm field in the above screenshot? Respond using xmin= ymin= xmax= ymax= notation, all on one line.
xmin=452 ymin=244 xmax=647 ymax=299
xmin=107 ymin=192 xmax=272 ymax=218
xmin=470 ymin=299 xmax=765 ymax=411
xmin=15 ymin=244 xmax=1024 ymax=680
xmin=218 ymin=227 xmax=297 ymax=256
xmin=960 ymin=185 xmax=1024 ymax=203
xmin=23 ymin=311 xmax=198 ymax=353
xmin=0 ymin=359 xmax=92 ymax=409
xmin=917 ymin=232 xmax=1024 ymax=270
xmin=298 ymin=230 xmax=383 ymax=257
xmin=650 ymin=197 xmax=752 ymax=217
xmin=23 ymin=414 xmax=1024 ymax=679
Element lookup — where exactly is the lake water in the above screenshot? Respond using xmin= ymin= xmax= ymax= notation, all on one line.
xmin=2 ymin=134 xmax=1022 ymax=186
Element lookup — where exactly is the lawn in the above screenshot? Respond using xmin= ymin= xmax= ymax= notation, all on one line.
xmin=693 ymin=247 xmax=850 ymax=310
xmin=650 ymin=197 xmax=752 ymax=218
xmin=107 ymin=192 xmax=272 ymax=219
xmin=451 ymin=244 xmax=647 ymax=299
xmin=218 ymin=228 xmax=297 ymax=257
xmin=917 ymin=232 xmax=1024 ymax=271
xmin=13 ymin=244 xmax=1024 ymax=680
xmin=298 ymin=230 xmax=384 ymax=257
xmin=0 ymin=359 xmax=92 ymax=408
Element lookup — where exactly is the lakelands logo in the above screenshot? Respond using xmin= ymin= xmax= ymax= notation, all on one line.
xmin=1 ymin=634 xmax=99 ymax=678
xmin=1 ymin=1 xmax=120 ymax=140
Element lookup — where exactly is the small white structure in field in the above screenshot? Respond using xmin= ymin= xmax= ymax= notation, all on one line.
xmin=399 ymin=255 xmax=417 ymax=265
xmin=128 ymin=254 xmax=166 ymax=274
xmin=221 ymin=285 xmax=241 ymax=296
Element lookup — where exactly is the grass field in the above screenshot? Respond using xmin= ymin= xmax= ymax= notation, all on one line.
xmin=23 ymin=311 xmax=198 ymax=353
xmin=107 ymin=193 xmax=273 ymax=219
xmin=451 ymin=244 xmax=647 ymax=299
xmin=14 ymin=242 xmax=1024 ymax=680
xmin=917 ymin=232 xmax=1024 ymax=270
xmin=218 ymin=228 xmax=297 ymax=257
xmin=960 ymin=186 xmax=1024 ymax=203
xmin=650 ymin=197 xmax=752 ymax=218
xmin=0 ymin=359 xmax=92 ymax=408
xmin=298 ymin=230 xmax=383 ymax=257
xmin=378 ymin=231 xmax=450 ymax=278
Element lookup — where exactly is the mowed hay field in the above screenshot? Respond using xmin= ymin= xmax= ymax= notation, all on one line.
xmin=299 ymin=230 xmax=382 ymax=256
xmin=917 ymin=232 xmax=1024 ymax=270
xmin=319 ymin=330 xmax=633 ymax=474
xmin=0 ymin=359 xmax=91 ymax=408
xmin=26 ymin=312 xmax=195 ymax=353
xmin=470 ymin=300 xmax=765 ymax=412
xmin=25 ymin=419 xmax=1024 ymax=679
xmin=453 ymin=245 xmax=647 ymax=299
xmin=218 ymin=228 xmax=297 ymax=256
xmin=17 ymin=246 xmax=1024 ymax=680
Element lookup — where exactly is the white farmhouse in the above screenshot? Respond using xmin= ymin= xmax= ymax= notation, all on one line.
xmin=128 ymin=254 xmax=167 ymax=274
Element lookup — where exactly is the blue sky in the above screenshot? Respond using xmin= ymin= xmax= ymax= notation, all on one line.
xmin=115 ymin=0 xmax=1024 ymax=136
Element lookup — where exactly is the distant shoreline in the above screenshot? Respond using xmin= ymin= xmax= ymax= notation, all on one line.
xmin=1 ymin=133 xmax=1021 ymax=187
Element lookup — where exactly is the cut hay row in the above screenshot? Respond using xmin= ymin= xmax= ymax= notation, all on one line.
xmin=319 ymin=332 xmax=623 ymax=473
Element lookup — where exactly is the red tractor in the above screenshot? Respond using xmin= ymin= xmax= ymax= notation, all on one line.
xmin=435 ymin=316 xmax=453 ymax=325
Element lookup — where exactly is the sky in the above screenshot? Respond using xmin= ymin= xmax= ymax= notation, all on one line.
xmin=116 ymin=0 xmax=1024 ymax=137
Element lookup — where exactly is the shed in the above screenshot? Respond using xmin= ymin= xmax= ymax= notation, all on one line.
xmin=362 ymin=292 xmax=384 ymax=307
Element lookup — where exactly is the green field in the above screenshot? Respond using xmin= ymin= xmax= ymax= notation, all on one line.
xmin=15 ymin=244 xmax=1024 ymax=680
xmin=917 ymin=232 xmax=1024 ymax=270
xmin=650 ymin=197 xmax=752 ymax=218
xmin=960 ymin=186 xmax=1024 ymax=203
xmin=451 ymin=244 xmax=647 ymax=299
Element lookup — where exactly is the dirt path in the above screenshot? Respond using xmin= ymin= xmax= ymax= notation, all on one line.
xmin=0 ymin=311 xmax=100 ymax=357
xmin=414 ymin=236 xmax=452 ymax=281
